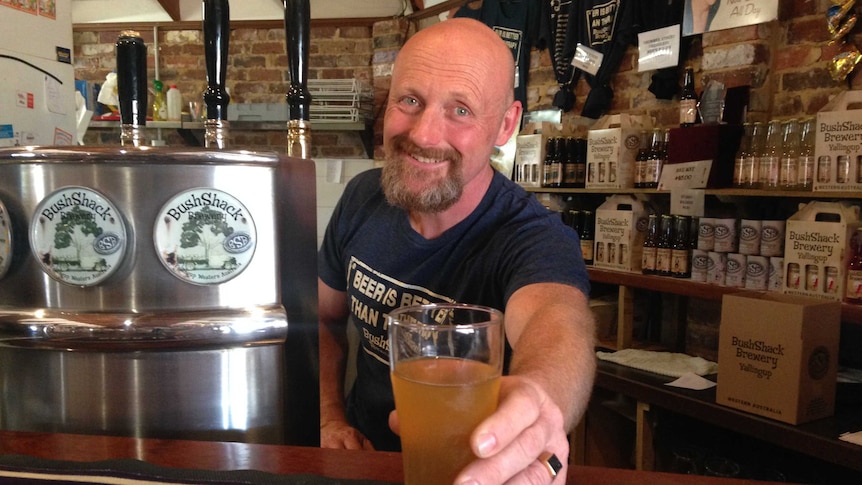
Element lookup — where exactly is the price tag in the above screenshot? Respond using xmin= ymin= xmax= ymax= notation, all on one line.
xmin=571 ymin=43 xmax=603 ymax=76
xmin=670 ymin=189 xmax=705 ymax=217
xmin=658 ymin=159 xmax=712 ymax=190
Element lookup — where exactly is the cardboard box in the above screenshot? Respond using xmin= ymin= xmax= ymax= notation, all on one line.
xmin=716 ymin=292 xmax=841 ymax=425
xmin=514 ymin=122 xmax=563 ymax=187
xmin=782 ymin=201 xmax=861 ymax=301
xmin=666 ymin=124 xmax=743 ymax=188
xmin=814 ymin=90 xmax=862 ymax=191
xmin=593 ymin=194 xmax=648 ymax=272
xmin=586 ymin=114 xmax=650 ymax=189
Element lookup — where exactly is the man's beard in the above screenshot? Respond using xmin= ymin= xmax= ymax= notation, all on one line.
xmin=382 ymin=134 xmax=463 ymax=213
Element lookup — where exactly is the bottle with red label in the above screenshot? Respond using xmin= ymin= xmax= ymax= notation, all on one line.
xmin=846 ymin=230 xmax=862 ymax=304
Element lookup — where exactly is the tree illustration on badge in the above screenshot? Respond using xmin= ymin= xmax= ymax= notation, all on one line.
xmin=179 ymin=205 xmax=234 ymax=270
xmin=52 ymin=205 xmax=104 ymax=272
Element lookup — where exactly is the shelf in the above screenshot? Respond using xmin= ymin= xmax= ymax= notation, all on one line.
xmin=595 ymin=359 xmax=862 ymax=473
xmin=525 ymin=186 xmax=862 ymax=200
xmin=587 ymin=267 xmax=862 ymax=325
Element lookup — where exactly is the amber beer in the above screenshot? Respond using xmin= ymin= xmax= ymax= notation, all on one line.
xmin=388 ymin=304 xmax=504 ymax=485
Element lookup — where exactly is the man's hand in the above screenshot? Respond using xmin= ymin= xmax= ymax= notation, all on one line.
xmin=454 ymin=375 xmax=570 ymax=484
xmin=320 ymin=420 xmax=376 ymax=451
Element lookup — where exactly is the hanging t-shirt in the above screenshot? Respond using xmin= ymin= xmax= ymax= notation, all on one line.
xmin=318 ymin=168 xmax=590 ymax=451
xmin=455 ymin=0 xmax=543 ymax=110
xmin=556 ymin=0 xmax=637 ymax=118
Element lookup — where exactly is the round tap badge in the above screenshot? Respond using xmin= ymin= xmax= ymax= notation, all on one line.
xmin=30 ymin=187 xmax=127 ymax=286
xmin=154 ymin=188 xmax=256 ymax=285
xmin=0 ymin=198 xmax=12 ymax=279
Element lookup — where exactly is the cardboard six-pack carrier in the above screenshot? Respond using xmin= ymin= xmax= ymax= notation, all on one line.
xmin=586 ymin=114 xmax=651 ymax=189
xmin=814 ymin=90 xmax=862 ymax=192
xmin=717 ymin=292 xmax=841 ymax=425
xmin=592 ymin=194 xmax=649 ymax=273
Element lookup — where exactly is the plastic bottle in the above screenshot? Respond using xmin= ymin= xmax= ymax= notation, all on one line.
xmin=166 ymin=84 xmax=182 ymax=121
xmin=152 ymin=80 xmax=167 ymax=121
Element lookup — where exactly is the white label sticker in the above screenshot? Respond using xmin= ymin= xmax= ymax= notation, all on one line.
xmin=571 ymin=43 xmax=603 ymax=76
xmin=154 ymin=188 xmax=257 ymax=285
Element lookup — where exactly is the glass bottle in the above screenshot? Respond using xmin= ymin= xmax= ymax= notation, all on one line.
xmin=671 ymin=215 xmax=691 ymax=278
xmin=542 ymin=137 xmax=556 ymax=188
xmin=679 ymin=67 xmax=697 ymax=127
xmin=761 ymin=119 xmax=783 ymax=189
xmin=634 ymin=130 xmax=650 ymax=188
xmin=574 ymin=138 xmax=587 ymax=188
xmin=656 ymin=214 xmax=674 ymax=276
xmin=562 ymin=137 xmax=577 ymax=188
xmin=733 ymin=123 xmax=752 ymax=188
xmin=644 ymin=129 xmax=664 ymax=189
xmin=847 ymin=230 xmax=862 ymax=305
xmin=550 ymin=137 xmax=564 ymax=188
xmin=779 ymin=118 xmax=799 ymax=189
xmin=743 ymin=121 xmax=764 ymax=188
xmin=152 ymin=79 xmax=167 ymax=121
xmin=797 ymin=117 xmax=815 ymax=190
xmin=580 ymin=210 xmax=594 ymax=265
xmin=642 ymin=213 xmax=658 ymax=275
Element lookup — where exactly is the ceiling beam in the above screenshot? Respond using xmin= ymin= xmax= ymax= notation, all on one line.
xmin=157 ymin=0 xmax=182 ymax=21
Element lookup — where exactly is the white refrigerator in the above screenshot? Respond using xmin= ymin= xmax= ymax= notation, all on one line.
xmin=0 ymin=0 xmax=76 ymax=147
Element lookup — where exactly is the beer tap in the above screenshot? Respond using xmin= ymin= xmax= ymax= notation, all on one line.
xmin=116 ymin=31 xmax=148 ymax=147
xmin=284 ymin=0 xmax=312 ymax=159
xmin=203 ymin=0 xmax=230 ymax=149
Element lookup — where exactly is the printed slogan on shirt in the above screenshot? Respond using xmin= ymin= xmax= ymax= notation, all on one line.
xmin=348 ymin=256 xmax=456 ymax=364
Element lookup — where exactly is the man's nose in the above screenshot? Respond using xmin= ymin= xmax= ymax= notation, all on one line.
xmin=408 ymin=108 xmax=444 ymax=147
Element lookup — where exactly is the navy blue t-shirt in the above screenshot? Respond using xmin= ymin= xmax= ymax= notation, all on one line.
xmin=318 ymin=168 xmax=589 ymax=451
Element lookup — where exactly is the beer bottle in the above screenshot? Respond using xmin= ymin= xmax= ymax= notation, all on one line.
xmin=641 ymin=213 xmax=659 ymax=275
xmin=761 ymin=120 xmax=783 ymax=189
xmin=542 ymin=138 xmax=556 ymax=187
xmin=847 ymin=230 xmax=862 ymax=305
xmin=580 ymin=210 xmax=594 ymax=265
xmin=679 ymin=67 xmax=698 ymax=127
xmin=644 ymin=129 xmax=664 ymax=189
xmin=797 ymin=117 xmax=815 ymax=190
xmin=563 ymin=137 xmax=577 ymax=188
xmin=634 ymin=130 xmax=650 ymax=188
xmin=656 ymin=214 xmax=674 ymax=276
xmin=671 ymin=215 xmax=691 ymax=278
xmin=574 ymin=138 xmax=587 ymax=188
xmin=733 ymin=122 xmax=752 ymax=188
xmin=550 ymin=138 xmax=563 ymax=187
xmin=779 ymin=119 xmax=800 ymax=189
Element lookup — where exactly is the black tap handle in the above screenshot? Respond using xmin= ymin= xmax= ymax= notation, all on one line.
xmin=203 ymin=0 xmax=230 ymax=121
xmin=284 ymin=0 xmax=311 ymax=122
xmin=116 ymin=31 xmax=147 ymax=127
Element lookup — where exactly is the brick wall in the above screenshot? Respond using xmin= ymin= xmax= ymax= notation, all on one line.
xmin=74 ymin=1 xmax=858 ymax=156
xmin=526 ymin=0 xmax=854 ymax=128
xmin=74 ymin=23 xmax=375 ymax=158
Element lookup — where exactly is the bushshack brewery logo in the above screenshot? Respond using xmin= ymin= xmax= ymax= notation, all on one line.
xmin=731 ymin=336 xmax=784 ymax=380
xmin=787 ymin=229 xmax=840 ymax=264
xmin=154 ymin=188 xmax=256 ymax=285
xmin=820 ymin=120 xmax=862 ymax=153
xmin=30 ymin=187 xmax=127 ymax=286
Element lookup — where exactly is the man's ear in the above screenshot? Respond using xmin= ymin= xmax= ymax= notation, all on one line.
xmin=495 ymin=101 xmax=523 ymax=147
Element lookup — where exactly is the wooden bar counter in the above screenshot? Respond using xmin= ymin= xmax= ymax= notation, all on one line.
xmin=0 ymin=430 xmax=784 ymax=484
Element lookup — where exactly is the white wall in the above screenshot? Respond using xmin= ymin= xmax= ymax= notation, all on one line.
xmin=313 ymin=158 xmax=377 ymax=248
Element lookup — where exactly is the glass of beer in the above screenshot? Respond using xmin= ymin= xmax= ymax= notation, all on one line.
xmin=388 ymin=303 xmax=504 ymax=485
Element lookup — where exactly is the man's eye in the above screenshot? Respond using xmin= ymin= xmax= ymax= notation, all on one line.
xmin=455 ymin=107 xmax=469 ymax=116
xmin=402 ymin=96 xmax=419 ymax=106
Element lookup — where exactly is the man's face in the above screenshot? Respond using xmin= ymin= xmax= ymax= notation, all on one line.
xmin=381 ymin=35 xmax=512 ymax=213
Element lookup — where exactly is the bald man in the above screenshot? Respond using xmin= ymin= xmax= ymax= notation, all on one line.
xmin=317 ymin=18 xmax=595 ymax=484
